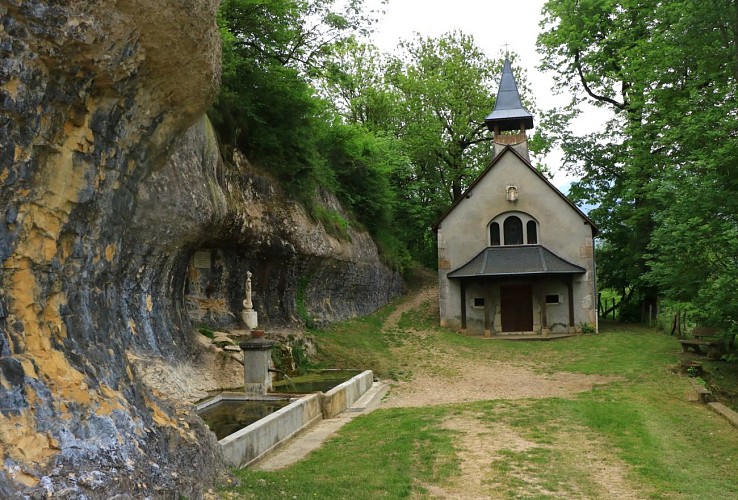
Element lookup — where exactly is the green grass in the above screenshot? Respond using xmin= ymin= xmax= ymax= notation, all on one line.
xmin=307 ymin=300 xmax=413 ymax=380
xmin=229 ymin=408 xmax=457 ymax=499
xmin=224 ymin=292 xmax=738 ymax=499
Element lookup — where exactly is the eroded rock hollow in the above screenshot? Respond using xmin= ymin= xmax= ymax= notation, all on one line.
xmin=0 ymin=1 xmax=401 ymax=497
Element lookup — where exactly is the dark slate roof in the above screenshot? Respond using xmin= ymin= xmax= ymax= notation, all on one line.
xmin=447 ymin=245 xmax=586 ymax=279
xmin=432 ymin=145 xmax=599 ymax=237
xmin=485 ymin=58 xmax=534 ymax=132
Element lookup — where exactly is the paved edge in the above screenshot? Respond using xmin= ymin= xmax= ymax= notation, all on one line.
xmin=689 ymin=378 xmax=738 ymax=428
xmin=708 ymin=402 xmax=738 ymax=428
xmin=252 ymin=381 xmax=390 ymax=471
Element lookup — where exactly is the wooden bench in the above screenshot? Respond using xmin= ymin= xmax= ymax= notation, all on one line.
xmin=694 ymin=337 xmax=735 ymax=351
xmin=679 ymin=339 xmax=725 ymax=359
xmin=693 ymin=327 xmax=720 ymax=339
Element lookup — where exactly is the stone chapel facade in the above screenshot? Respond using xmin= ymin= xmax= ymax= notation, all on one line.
xmin=433 ymin=59 xmax=598 ymax=336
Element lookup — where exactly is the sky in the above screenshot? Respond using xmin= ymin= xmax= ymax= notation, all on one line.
xmin=364 ymin=0 xmax=612 ymax=189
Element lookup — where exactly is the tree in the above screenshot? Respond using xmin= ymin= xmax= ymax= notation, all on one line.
xmin=210 ymin=0 xmax=414 ymax=270
xmin=322 ymin=32 xmax=545 ymax=266
xmin=210 ymin=0 xmax=380 ymax=191
xmin=539 ymin=0 xmax=738 ymax=328
xmin=320 ymin=39 xmax=400 ymax=132
xmin=386 ymin=31 xmax=501 ymax=203
xmin=539 ymin=0 xmax=670 ymax=317
xmin=385 ymin=33 xmax=547 ymax=265
xmin=645 ymin=0 xmax=738 ymax=332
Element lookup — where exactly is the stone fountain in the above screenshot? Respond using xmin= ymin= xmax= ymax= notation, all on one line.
xmin=239 ymin=338 xmax=276 ymax=396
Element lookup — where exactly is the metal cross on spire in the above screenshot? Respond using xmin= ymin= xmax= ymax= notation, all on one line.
xmin=502 ymin=43 xmax=510 ymax=58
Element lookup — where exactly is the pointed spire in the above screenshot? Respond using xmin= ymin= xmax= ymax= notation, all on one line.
xmin=485 ymin=58 xmax=534 ymax=133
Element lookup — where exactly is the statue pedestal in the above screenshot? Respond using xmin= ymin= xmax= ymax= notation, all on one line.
xmin=242 ymin=309 xmax=258 ymax=330
xmin=240 ymin=338 xmax=276 ymax=396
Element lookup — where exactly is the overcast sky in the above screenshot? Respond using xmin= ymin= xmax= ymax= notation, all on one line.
xmin=365 ymin=0 xmax=611 ymax=188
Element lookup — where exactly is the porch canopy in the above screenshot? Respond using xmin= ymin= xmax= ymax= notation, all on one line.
xmin=447 ymin=245 xmax=586 ymax=333
xmin=447 ymin=244 xmax=585 ymax=279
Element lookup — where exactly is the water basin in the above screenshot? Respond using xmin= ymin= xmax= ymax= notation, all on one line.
xmin=195 ymin=370 xmax=374 ymax=467
xmin=270 ymin=369 xmax=362 ymax=394
xmin=198 ymin=398 xmax=290 ymax=440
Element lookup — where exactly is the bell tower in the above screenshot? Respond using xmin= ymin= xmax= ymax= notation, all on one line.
xmin=484 ymin=59 xmax=534 ymax=160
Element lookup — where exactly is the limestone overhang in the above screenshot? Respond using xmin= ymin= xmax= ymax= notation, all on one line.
xmin=447 ymin=244 xmax=586 ymax=279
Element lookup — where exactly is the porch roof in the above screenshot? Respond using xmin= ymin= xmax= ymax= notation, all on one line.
xmin=447 ymin=245 xmax=586 ymax=279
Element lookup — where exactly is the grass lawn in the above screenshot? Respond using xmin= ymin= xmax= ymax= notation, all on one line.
xmin=223 ymin=293 xmax=738 ymax=499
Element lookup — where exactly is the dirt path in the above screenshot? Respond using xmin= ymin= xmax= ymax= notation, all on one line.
xmin=381 ymin=286 xmax=613 ymax=409
xmin=378 ymin=285 xmax=643 ymax=499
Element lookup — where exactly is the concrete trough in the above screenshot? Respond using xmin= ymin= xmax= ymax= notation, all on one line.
xmin=321 ymin=369 xmax=374 ymax=419
xmin=217 ymin=393 xmax=322 ymax=468
xmin=198 ymin=370 xmax=374 ymax=468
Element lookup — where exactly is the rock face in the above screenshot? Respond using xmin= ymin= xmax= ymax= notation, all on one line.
xmin=150 ymin=119 xmax=404 ymax=336
xmin=0 ymin=0 xmax=402 ymax=497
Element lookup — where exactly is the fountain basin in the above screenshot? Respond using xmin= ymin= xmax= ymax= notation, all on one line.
xmin=197 ymin=396 xmax=292 ymax=440
xmin=270 ymin=369 xmax=363 ymax=394
xmin=196 ymin=370 xmax=374 ymax=467
xmin=197 ymin=392 xmax=322 ymax=468
xmin=320 ymin=369 xmax=374 ymax=419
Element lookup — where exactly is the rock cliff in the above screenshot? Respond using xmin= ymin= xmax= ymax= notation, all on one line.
xmin=0 ymin=1 xmax=401 ymax=497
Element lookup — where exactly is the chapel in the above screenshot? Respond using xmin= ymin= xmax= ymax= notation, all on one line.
xmin=433 ymin=59 xmax=598 ymax=336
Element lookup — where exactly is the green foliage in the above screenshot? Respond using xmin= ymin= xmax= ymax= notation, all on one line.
xmin=290 ymin=340 xmax=310 ymax=373
xmin=579 ymin=322 xmax=596 ymax=334
xmin=310 ymin=203 xmax=350 ymax=241
xmin=373 ymin=227 xmax=413 ymax=276
xmin=321 ymin=31 xmax=551 ymax=267
xmin=211 ymin=0 xmax=326 ymax=194
xmin=197 ymin=325 xmax=215 ymax=339
xmin=386 ymin=31 xmax=500 ymax=203
xmin=382 ymin=33 xmax=499 ymax=266
xmin=271 ymin=338 xmax=312 ymax=374
xmin=539 ymin=0 xmax=738 ymax=329
xmin=722 ymin=352 xmax=738 ymax=363
xmin=648 ymin=171 xmax=738 ymax=334
xmin=295 ymin=274 xmax=316 ymax=330
xmin=213 ymin=2 xmax=553 ymax=272
xmin=211 ymin=0 xmax=416 ymax=271
xmin=655 ymin=300 xmax=700 ymax=334
xmin=321 ymin=38 xmax=399 ymax=131
xmin=317 ymin=123 xmax=402 ymax=236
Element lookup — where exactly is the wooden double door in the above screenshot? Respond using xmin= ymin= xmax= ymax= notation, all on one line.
xmin=500 ymin=284 xmax=533 ymax=332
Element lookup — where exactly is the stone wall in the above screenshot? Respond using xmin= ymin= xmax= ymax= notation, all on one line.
xmin=0 ymin=1 xmax=400 ymax=497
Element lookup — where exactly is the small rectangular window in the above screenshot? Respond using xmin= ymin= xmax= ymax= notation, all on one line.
xmin=545 ymin=294 xmax=560 ymax=304
xmin=473 ymin=297 xmax=485 ymax=308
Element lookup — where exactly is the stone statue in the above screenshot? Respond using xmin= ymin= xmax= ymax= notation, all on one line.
xmin=243 ymin=271 xmax=253 ymax=310
xmin=242 ymin=271 xmax=258 ymax=329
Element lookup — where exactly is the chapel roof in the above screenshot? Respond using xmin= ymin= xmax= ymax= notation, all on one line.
xmin=485 ymin=58 xmax=534 ymax=132
xmin=447 ymin=244 xmax=586 ymax=279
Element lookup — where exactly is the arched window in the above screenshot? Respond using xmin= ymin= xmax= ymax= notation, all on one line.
xmin=503 ymin=216 xmax=523 ymax=245
xmin=490 ymin=222 xmax=500 ymax=246
xmin=526 ymin=220 xmax=537 ymax=244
